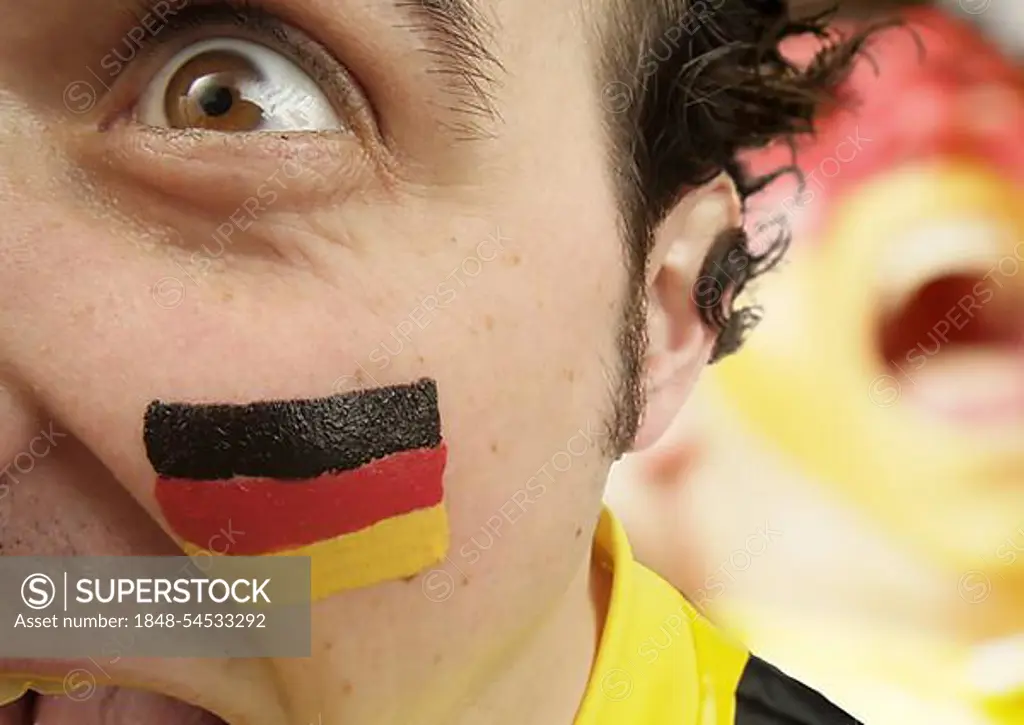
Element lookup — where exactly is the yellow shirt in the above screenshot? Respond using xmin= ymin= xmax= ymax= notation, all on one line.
xmin=575 ymin=509 xmax=862 ymax=724
xmin=1 ymin=509 xmax=862 ymax=725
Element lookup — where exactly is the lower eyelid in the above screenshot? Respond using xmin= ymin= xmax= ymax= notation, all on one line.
xmin=73 ymin=119 xmax=398 ymax=212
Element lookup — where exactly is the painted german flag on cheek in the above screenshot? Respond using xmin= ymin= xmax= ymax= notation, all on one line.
xmin=143 ymin=378 xmax=448 ymax=601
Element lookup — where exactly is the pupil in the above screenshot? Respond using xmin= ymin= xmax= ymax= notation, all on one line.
xmin=198 ymin=84 xmax=234 ymax=117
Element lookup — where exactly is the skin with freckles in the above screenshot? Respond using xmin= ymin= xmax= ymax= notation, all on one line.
xmin=0 ymin=0 xmax=734 ymax=724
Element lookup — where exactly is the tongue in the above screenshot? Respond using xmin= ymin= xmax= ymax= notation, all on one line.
xmin=33 ymin=687 xmax=224 ymax=725
xmin=0 ymin=695 xmax=31 ymax=725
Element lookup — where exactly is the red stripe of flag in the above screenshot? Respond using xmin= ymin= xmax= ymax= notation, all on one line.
xmin=155 ymin=446 xmax=447 ymax=555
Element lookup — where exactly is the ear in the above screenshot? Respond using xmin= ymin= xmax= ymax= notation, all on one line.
xmin=632 ymin=174 xmax=741 ymax=452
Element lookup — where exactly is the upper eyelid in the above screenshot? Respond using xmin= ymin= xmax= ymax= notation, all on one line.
xmin=100 ymin=2 xmax=376 ymax=135
xmin=110 ymin=4 xmax=335 ymax=90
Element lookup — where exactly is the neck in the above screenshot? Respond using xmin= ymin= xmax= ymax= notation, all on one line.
xmin=286 ymin=544 xmax=609 ymax=725
xmin=446 ymin=551 xmax=608 ymax=725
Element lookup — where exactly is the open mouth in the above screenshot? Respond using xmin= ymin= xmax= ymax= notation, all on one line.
xmin=0 ymin=686 xmax=227 ymax=725
xmin=875 ymin=219 xmax=1024 ymax=423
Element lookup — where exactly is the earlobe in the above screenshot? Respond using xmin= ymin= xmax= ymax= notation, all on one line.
xmin=632 ymin=176 xmax=741 ymax=452
xmin=632 ymin=263 xmax=712 ymax=452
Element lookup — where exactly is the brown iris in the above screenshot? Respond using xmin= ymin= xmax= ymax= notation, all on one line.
xmin=165 ymin=51 xmax=266 ymax=131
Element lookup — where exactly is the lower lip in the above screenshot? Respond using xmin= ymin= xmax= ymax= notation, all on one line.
xmin=0 ymin=661 xmax=93 ymax=683
xmin=910 ymin=392 xmax=1024 ymax=424
xmin=895 ymin=358 xmax=1024 ymax=425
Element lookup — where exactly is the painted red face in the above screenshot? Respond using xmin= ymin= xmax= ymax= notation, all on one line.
xmin=742 ymin=7 xmax=1024 ymax=249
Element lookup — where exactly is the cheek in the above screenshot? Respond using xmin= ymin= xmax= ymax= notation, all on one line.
xmin=0 ymin=210 xmax=416 ymax=556
xmin=2 ymin=168 xmax=625 ymax=603
xmin=412 ymin=210 xmax=625 ymax=587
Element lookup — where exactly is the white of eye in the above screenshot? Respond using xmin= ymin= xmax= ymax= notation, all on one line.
xmin=135 ymin=37 xmax=342 ymax=132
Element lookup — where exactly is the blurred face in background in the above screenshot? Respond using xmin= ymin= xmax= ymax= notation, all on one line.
xmin=711 ymin=11 xmax=1024 ymax=578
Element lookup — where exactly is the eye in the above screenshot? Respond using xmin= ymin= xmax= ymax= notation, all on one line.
xmin=135 ymin=37 xmax=343 ymax=132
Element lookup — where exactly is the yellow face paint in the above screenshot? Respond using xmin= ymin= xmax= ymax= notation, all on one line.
xmin=0 ymin=677 xmax=67 ymax=705
xmin=185 ymin=502 xmax=450 ymax=602
xmin=0 ymin=679 xmax=27 ymax=706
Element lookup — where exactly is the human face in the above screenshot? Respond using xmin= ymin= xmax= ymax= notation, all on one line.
xmin=0 ymin=0 xmax=630 ymax=722
xmin=709 ymin=15 xmax=1024 ymax=577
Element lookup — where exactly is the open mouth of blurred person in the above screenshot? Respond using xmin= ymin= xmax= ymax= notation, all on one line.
xmin=876 ymin=215 xmax=1024 ymax=425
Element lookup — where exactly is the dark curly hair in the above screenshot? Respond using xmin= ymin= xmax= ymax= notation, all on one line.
xmin=597 ymin=0 xmax=887 ymax=454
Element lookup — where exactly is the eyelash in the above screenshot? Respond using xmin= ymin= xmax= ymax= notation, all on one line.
xmin=108 ymin=0 xmax=375 ymax=134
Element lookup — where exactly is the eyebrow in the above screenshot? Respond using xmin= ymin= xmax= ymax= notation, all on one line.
xmin=394 ymin=0 xmax=505 ymax=139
